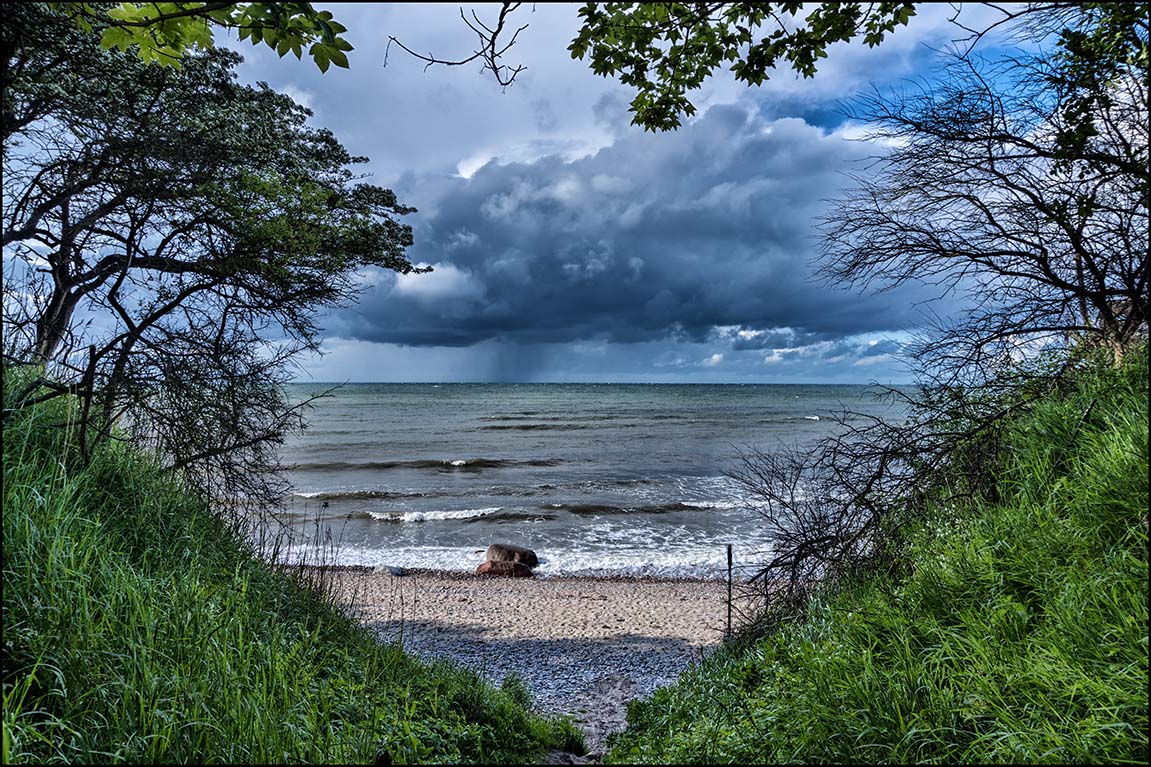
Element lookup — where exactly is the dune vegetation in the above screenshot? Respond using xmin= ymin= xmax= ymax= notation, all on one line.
xmin=606 ymin=349 xmax=1149 ymax=764
xmin=1 ymin=380 xmax=583 ymax=764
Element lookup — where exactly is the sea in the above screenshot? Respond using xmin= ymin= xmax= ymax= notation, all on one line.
xmin=271 ymin=383 xmax=905 ymax=580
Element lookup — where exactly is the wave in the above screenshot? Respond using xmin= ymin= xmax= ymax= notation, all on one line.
xmin=478 ymin=423 xmax=602 ymax=431
xmin=646 ymin=414 xmax=714 ymax=421
xmin=265 ymin=542 xmax=758 ymax=580
xmin=478 ymin=413 xmax=717 ymax=423
xmin=293 ymin=489 xmax=425 ymax=501
xmin=290 ymin=457 xmax=563 ymax=472
xmin=543 ymin=501 xmax=710 ymax=516
xmin=290 ymin=478 xmax=669 ymax=504
xmin=480 ymin=414 xmax=623 ymax=422
xmin=357 ymin=507 xmax=555 ymax=523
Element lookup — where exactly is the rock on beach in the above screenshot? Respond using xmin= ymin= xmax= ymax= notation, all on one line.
xmin=485 ymin=542 xmax=540 ymax=568
xmin=475 ymin=559 xmax=535 ymax=578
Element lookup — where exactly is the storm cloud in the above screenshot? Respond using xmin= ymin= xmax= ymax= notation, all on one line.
xmin=217 ymin=3 xmax=1027 ymax=381
xmin=330 ymin=105 xmax=943 ymax=354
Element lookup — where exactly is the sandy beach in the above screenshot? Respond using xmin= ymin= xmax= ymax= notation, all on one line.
xmin=312 ymin=567 xmax=730 ymax=755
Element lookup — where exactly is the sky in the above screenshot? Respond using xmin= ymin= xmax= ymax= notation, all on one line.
xmin=223 ymin=2 xmax=1017 ymax=384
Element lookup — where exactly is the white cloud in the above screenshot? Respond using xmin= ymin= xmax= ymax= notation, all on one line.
xmin=280 ymin=84 xmax=316 ymax=115
xmin=394 ymin=262 xmax=484 ymax=301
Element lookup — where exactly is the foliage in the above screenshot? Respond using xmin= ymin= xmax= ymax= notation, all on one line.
xmin=607 ymin=349 xmax=1149 ymax=764
xmin=823 ymin=2 xmax=1148 ymax=371
xmin=1047 ymin=2 xmax=1151 ymax=168
xmin=62 ymin=0 xmax=918 ymax=125
xmin=60 ymin=1 xmax=353 ymax=71
xmin=64 ymin=3 xmax=1149 ymax=140
xmin=0 ymin=379 xmax=583 ymax=764
xmin=721 ymin=1 xmax=1148 ymax=624
xmin=569 ymin=2 xmax=916 ymax=130
xmin=2 ymin=4 xmax=421 ymax=510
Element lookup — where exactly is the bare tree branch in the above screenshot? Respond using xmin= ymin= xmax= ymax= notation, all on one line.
xmin=384 ymin=2 xmax=529 ymax=88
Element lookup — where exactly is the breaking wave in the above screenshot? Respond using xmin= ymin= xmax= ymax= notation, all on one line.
xmin=290 ymin=457 xmax=563 ymax=472
xmin=542 ymin=501 xmax=715 ymax=516
xmin=357 ymin=507 xmax=556 ymax=523
xmin=268 ymin=542 xmax=752 ymax=580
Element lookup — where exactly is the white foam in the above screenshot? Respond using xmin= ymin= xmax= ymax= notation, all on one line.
xmin=803 ymin=415 xmax=821 ymax=421
xmin=271 ymin=544 xmax=488 ymax=572
xmin=366 ymin=507 xmax=504 ymax=523
xmin=269 ymin=541 xmax=773 ymax=581
xmin=448 ymin=459 xmax=468 ymax=466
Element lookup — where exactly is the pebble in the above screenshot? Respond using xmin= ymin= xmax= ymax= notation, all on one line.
xmin=318 ymin=568 xmax=729 ymax=755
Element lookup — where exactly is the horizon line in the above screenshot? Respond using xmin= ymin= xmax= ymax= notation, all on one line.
xmin=285 ymin=379 xmax=913 ymax=386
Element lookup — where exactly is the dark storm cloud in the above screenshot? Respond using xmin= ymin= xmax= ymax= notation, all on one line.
xmin=332 ymin=105 xmax=945 ymax=350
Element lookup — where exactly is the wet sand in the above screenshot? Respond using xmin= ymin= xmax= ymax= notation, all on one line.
xmin=309 ymin=566 xmax=729 ymax=756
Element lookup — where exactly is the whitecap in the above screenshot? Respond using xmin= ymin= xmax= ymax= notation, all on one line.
xmin=366 ymin=507 xmax=505 ymax=523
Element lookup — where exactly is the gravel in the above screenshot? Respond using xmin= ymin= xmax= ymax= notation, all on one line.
xmin=315 ymin=569 xmax=729 ymax=756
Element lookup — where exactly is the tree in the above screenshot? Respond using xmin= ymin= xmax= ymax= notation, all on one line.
xmin=2 ymin=4 xmax=421 ymax=511
xmin=61 ymin=2 xmax=922 ymax=131
xmin=568 ymin=2 xmax=917 ymax=130
xmin=728 ymin=2 xmax=1148 ymax=623
xmin=67 ymin=3 xmax=1143 ymax=139
xmin=402 ymin=2 xmax=1147 ymax=135
xmin=57 ymin=1 xmax=353 ymax=71
xmin=387 ymin=2 xmax=919 ymax=131
xmin=823 ymin=3 xmax=1148 ymax=380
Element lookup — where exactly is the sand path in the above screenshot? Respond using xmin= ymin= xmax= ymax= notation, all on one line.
xmin=317 ymin=568 xmax=730 ymax=757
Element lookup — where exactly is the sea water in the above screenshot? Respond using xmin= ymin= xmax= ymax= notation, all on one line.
xmin=272 ymin=383 xmax=904 ymax=579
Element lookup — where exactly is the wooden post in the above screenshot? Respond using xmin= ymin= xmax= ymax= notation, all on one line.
xmin=726 ymin=543 xmax=733 ymax=639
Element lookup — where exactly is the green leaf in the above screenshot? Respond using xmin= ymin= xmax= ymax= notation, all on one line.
xmin=100 ymin=25 xmax=135 ymax=52
xmin=311 ymin=44 xmax=330 ymax=73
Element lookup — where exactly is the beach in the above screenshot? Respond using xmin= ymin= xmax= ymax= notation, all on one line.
xmin=313 ymin=567 xmax=730 ymax=755
xmin=271 ymin=384 xmax=894 ymax=755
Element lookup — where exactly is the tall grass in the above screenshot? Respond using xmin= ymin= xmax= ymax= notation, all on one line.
xmin=2 ymin=389 xmax=582 ymax=764
xmin=606 ymin=351 xmax=1148 ymax=764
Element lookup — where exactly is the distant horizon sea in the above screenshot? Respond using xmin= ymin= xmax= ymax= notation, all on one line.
xmin=269 ymin=383 xmax=906 ymax=579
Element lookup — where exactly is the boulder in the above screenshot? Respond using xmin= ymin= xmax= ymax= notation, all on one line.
xmin=485 ymin=542 xmax=539 ymax=568
xmin=475 ymin=559 xmax=534 ymax=578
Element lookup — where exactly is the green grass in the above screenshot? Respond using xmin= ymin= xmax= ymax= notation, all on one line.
xmin=606 ymin=351 xmax=1149 ymax=764
xmin=1 ymin=390 xmax=583 ymax=764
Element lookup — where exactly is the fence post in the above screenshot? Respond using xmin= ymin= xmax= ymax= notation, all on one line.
xmin=726 ymin=543 xmax=733 ymax=639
